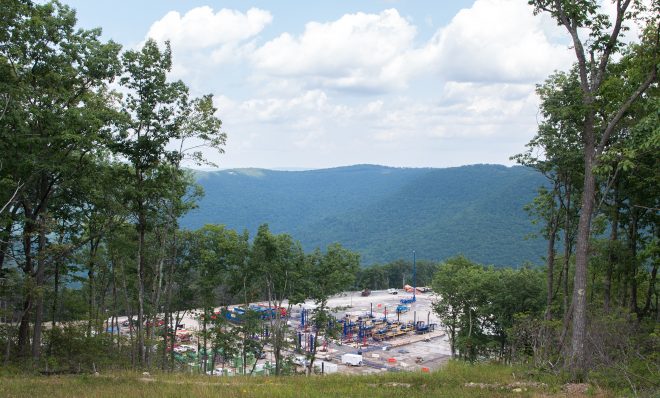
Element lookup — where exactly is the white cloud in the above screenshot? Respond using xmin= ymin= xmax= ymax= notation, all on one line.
xmin=251 ymin=9 xmax=417 ymax=92
xmin=246 ymin=1 xmax=574 ymax=94
xmin=207 ymin=79 xmax=541 ymax=169
xmin=424 ymin=0 xmax=574 ymax=83
xmin=146 ymin=7 xmax=272 ymax=50
xmin=149 ymin=1 xmax=597 ymax=169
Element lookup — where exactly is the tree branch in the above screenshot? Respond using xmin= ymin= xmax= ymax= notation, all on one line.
xmin=594 ymin=0 xmax=632 ymax=89
xmin=553 ymin=0 xmax=592 ymax=95
xmin=596 ymin=68 xmax=658 ymax=156
xmin=0 ymin=182 xmax=23 ymax=215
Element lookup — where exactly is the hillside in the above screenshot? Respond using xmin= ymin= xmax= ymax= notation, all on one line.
xmin=184 ymin=164 xmax=547 ymax=266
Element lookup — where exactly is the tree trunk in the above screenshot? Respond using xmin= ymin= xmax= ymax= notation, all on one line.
xmin=17 ymin=211 xmax=34 ymax=358
xmin=87 ymin=239 xmax=99 ymax=337
xmin=562 ymin=181 xmax=573 ymax=318
xmin=0 ymin=215 xmax=15 ymax=274
xmin=137 ymin=217 xmax=146 ymax=367
xmin=604 ymin=191 xmax=619 ymax=312
xmin=545 ymin=213 xmax=559 ymax=320
xmin=628 ymin=210 xmax=639 ymax=315
xmin=31 ymin=219 xmax=47 ymax=361
xmin=568 ymin=134 xmax=596 ymax=380
xmin=118 ymin=256 xmax=136 ymax=367
xmin=641 ymin=262 xmax=657 ymax=318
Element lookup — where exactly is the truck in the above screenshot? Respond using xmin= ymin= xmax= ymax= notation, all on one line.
xmin=395 ymin=305 xmax=409 ymax=313
xmin=341 ymin=353 xmax=363 ymax=366
xmin=293 ymin=355 xmax=310 ymax=367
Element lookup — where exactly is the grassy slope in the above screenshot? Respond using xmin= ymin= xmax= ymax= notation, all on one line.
xmin=0 ymin=362 xmax=610 ymax=398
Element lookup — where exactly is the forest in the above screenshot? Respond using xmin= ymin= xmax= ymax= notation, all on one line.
xmin=0 ymin=0 xmax=659 ymax=396
xmin=188 ymin=164 xmax=547 ymax=266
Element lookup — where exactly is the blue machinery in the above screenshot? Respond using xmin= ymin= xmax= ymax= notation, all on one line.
xmin=400 ymin=250 xmax=417 ymax=304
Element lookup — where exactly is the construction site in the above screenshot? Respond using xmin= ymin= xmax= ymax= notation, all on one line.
xmin=107 ymin=287 xmax=450 ymax=376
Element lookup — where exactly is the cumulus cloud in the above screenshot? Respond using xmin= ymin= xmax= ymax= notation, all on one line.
xmin=149 ymin=1 xmax=593 ymax=169
xmin=246 ymin=0 xmax=574 ymax=93
xmin=207 ymin=80 xmax=541 ymax=169
xmin=425 ymin=0 xmax=573 ymax=83
xmin=251 ymin=9 xmax=417 ymax=92
xmin=146 ymin=7 xmax=272 ymax=50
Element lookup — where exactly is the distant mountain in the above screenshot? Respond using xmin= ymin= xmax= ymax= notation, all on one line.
xmin=183 ymin=164 xmax=547 ymax=267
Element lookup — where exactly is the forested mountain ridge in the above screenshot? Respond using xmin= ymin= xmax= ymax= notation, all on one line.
xmin=184 ymin=164 xmax=547 ymax=266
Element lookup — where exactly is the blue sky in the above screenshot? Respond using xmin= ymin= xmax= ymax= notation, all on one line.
xmin=62 ymin=0 xmax=582 ymax=170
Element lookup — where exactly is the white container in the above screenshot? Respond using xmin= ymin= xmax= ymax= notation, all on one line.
xmin=314 ymin=361 xmax=338 ymax=374
xmin=341 ymin=353 xmax=363 ymax=366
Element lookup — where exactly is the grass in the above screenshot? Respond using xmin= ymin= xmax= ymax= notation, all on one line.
xmin=0 ymin=361 xmax=612 ymax=398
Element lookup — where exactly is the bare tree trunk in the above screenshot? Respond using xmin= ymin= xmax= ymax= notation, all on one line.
xmin=17 ymin=212 xmax=34 ymax=357
xmin=569 ymin=139 xmax=596 ymax=380
xmin=545 ymin=213 xmax=559 ymax=320
xmin=642 ymin=261 xmax=658 ymax=318
xmin=118 ymin=257 xmax=136 ymax=367
xmin=31 ymin=219 xmax=47 ymax=361
xmin=628 ymin=210 xmax=639 ymax=315
xmin=87 ymin=239 xmax=100 ymax=336
xmin=604 ymin=190 xmax=619 ymax=312
xmin=137 ymin=218 xmax=146 ymax=367
xmin=51 ymin=256 xmax=61 ymax=329
xmin=0 ymin=213 xmax=16 ymax=274
xmin=561 ymin=181 xmax=573 ymax=317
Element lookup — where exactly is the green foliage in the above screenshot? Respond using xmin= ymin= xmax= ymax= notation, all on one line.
xmin=356 ymin=259 xmax=438 ymax=290
xmin=432 ymin=257 xmax=546 ymax=361
xmin=43 ymin=325 xmax=131 ymax=371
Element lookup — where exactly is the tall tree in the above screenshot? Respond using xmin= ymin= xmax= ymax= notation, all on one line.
xmin=111 ymin=38 xmax=223 ymax=367
xmin=304 ymin=244 xmax=359 ymax=374
xmin=0 ymin=0 xmax=120 ymax=360
xmin=528 ymin=0 xmax=658 ymax=378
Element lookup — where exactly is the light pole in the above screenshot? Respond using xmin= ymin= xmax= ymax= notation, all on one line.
xmin=413 ymin=250 xmax=416 ymax=301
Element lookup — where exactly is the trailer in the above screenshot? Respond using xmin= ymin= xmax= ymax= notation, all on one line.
xmin=314 ymin=361 xmax=338 ymax=374
xmin=341 ymin=353 xmax=363 ymax=366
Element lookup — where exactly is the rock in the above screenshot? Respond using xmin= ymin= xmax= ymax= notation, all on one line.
xmin=563 ymin=383 xmax=590 ymax=395
xmin=383 ymin=382 xmax=411 ymax=388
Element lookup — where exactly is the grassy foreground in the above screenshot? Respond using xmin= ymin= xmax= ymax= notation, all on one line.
xmin=0 ymin=361 xmax=611 ymax=398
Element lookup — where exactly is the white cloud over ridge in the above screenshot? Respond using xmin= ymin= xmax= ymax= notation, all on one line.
xmin=144 ymin=1 xmax=596 ymax=169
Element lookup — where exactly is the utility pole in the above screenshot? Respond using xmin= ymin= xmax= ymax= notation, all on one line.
xmin=413 ymin=250 xmax=416 ymax=301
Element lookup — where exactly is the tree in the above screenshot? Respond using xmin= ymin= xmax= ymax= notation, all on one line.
xmin=0 ymin=0 xmax=121 ymax=361
xmin=245 ymin=224 xmax=306 ymax=375
xmin=432 ymin=256 xmax=485 ymax=359
xmin=304 ymin=243 xmax=359 ymax=374
xmin=528 ymin=0 xmax=658 ymax=378
xmin=111 ymin=38 xmax=223 ymax=367
xmin=513 ymin=69 xmax=584 ymax=321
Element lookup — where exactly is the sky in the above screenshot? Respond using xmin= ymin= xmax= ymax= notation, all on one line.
xmin=60 ymin=0 xmax=585 ymax=170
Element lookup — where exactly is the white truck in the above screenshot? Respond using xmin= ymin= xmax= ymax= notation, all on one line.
xmin=341 ymin=353 xmax=363 ymax=366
